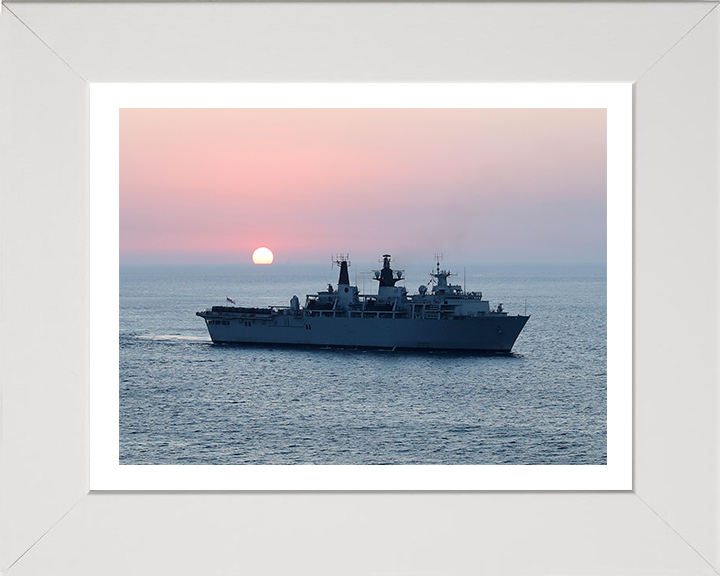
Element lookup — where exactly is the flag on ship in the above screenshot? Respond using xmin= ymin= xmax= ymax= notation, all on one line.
xmin=227 ymin=297 xmax=236 ymax=305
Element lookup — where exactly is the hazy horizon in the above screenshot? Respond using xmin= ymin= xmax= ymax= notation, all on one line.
xmin=119 ymin=253 xmax=607 ymax=267
xmin=121 ymin=108 xmax=607 ymax=266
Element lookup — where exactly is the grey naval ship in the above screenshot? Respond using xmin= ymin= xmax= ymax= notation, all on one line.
xmin=197 ymin=255 xmax=529 ymax=352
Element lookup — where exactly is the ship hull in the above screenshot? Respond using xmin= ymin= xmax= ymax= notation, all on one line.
xmin=199 ymin=313 xmax=529 ymax=352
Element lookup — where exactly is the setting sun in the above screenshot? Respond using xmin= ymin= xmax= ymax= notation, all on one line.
xmin=252 ymin=247 xmax=274 ymax=265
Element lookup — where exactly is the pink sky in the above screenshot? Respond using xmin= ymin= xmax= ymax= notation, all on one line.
xmin=120 ymin=108 xmax=606 ymax=265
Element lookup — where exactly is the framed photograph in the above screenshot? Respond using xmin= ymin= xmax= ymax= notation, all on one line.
xmin=2 ymin=2 xmax=718 ymax=575
xmin=90 ymin=82 xmax=631 ymax=491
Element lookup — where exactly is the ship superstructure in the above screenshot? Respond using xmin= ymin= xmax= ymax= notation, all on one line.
xmin=197 ymin=254 xmax=529 ymax=352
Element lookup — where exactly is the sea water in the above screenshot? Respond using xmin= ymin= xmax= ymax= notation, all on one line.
xmin=120 ymin=263 xmax=606 ymax=465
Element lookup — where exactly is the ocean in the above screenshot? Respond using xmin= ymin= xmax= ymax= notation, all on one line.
xmin=119 ymin=263 xmax=607 ymax=465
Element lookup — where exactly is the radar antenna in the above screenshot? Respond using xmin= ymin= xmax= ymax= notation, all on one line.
xmin=331 ymin=253 xmax=351 ymax=268
xmin=434 ymin=252 xmax=443 ymax=275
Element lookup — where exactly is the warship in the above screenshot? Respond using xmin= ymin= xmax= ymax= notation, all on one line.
xmin=197 ymin=255 xmax=529 ymax=352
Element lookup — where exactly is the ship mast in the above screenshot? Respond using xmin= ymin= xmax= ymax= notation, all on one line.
xmin=332 ymin=253 xmax=351 ymax=286
xmin=373 ymin=254 xmax=404 ymax=287
xmin=430 ymin=252 xmax=459 ymax=294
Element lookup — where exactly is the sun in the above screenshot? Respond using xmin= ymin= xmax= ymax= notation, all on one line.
xmin=252 ymin=247 xmax=274 ymax=265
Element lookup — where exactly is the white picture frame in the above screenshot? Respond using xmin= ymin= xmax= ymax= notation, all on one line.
xmin=1 ymin=2 xmax=719 ymax=574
